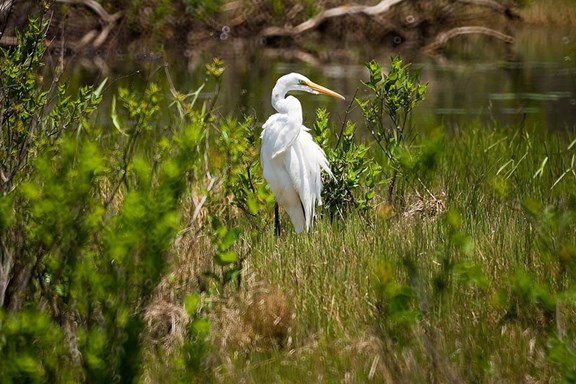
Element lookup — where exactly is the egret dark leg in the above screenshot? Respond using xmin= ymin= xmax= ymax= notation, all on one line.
xmin=274 ymin=203 xmax=281 ymax=237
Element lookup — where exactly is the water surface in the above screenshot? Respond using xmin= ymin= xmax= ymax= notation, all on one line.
xmin=63 ymin=25 xmax=576 ymax=132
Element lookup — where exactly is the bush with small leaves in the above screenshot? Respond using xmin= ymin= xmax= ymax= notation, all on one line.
xmin=313 ymin=107 xmax=381 ymax=221
xmin=358 ymin=57 xmax=428 ymax=204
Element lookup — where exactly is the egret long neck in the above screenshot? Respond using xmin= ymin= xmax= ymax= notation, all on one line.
xmin=271 ymin=86 xmax=303 ymax=126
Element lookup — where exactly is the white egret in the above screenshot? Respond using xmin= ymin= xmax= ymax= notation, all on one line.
xmin=260 ymin=73 xmax=345 ymax=235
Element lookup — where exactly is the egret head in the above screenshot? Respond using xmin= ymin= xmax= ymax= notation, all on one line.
xmin=275 ymin=73 xmax=345 ymax=100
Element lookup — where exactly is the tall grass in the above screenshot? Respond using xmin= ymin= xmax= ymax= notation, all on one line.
xmin=207 ymin=121 xmax=576 ymax=383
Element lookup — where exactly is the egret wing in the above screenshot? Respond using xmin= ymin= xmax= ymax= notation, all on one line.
xmin=283 ymin=129 xmax=332 ymax=231
xmin=261 ymin=113 xmax=300 ymax=159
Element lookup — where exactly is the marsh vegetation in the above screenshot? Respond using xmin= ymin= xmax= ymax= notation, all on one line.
xmin=1 ymin=3 xmax=576 ymax=383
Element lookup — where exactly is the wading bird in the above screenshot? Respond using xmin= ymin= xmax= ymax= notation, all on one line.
xmin=260 ymin=73 xmax=345 ymax=235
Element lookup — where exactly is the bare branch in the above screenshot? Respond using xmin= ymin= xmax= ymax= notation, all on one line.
xmin=55 ymin=0 xmax=121 ymax=24
xmin=55 ymin=0 xmax=122 ymax=50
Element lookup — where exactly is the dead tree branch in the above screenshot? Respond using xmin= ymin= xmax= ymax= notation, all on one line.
xmin=0 ymin=0 xmax=122 ymax=49
xmin=55 ymin=0 xmax=120 ymax=24
xmin=260 ymin=0 xmax=405 ymax=37
xmin=55 ymin=0 xmax=122 ymax=50
xmin=259 ymin=0 xmax=519 ymax=54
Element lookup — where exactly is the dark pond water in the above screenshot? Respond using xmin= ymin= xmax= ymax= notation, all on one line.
xmin=63 ymin=25 xmax=576 ymax=132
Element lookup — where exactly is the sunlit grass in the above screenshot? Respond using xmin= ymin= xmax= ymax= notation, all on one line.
xmin=200 ymin=121 xmax=576 ymax=383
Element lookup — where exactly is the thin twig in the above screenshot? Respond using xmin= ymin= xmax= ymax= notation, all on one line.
xmin=335 ymin=88 xmax=358 ymax=149
xmin=246 ymin=164 xmax=256 ymax=194
xmin=190 ymin=176 xmax=218 ymax=226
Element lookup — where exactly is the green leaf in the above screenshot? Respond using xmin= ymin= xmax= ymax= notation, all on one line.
xmin=522 ymin=198 xmax=543 ymax=217
xmin=215 ymin=250 xmax=238 ymax=266
xmin=190 ymin=318 xmax=210 ymax=336
xmin=184 ymin=294 xmax=201 ymax=316
xmin=223 ymin=267 xmax=241 ymax=286
xmin=211 ymin=216 xmax=225 ymax=237
xmin=93 ymin=78 xmax=108 ymax=99
xmin=246 ymin=195 xmax=259 ymax=215
xmin=219 ymin=227 xmax=240 ymax=251
xmin=111 ymin=95 xmax=128 ymax=136
xmin=454 ymin=262 xmax=490 ymax=291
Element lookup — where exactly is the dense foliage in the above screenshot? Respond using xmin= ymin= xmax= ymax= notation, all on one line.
xmin=0 ymin=18 xmax=214 ymax=381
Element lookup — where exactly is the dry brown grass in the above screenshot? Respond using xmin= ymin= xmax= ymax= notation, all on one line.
xmin=244 ymin=285 xmax=293 ymax=344
xmin=208 ymin=277 xmax=294 ymax=351
xmin=403 ymin=189 xmax=447 ymax=219
xmin=141 ymin=212 xmax=295 ymax=381
xmin=141 ymin=224 xmax=213 ymax=381
xmin=143 ymin=300 xmax=189 ymax=348
xmin=207 ymin=277 xmax=296 ymax=382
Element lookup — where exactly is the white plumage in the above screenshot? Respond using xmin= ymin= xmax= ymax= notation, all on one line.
xmin=260 ymin=73 xmax=344 ymax=234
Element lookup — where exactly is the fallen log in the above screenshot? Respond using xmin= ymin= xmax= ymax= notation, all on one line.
xmin=260 ymin=0 xmax=520 ymax=50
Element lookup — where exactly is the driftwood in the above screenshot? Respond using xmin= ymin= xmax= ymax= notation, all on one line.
xmin=260 ymin=0 xmax=517 ymax=53
xmin=1 ymin=0 xmax=519 ymax=54
xmin=55 ymin=0 xmax=122 ymax=49
xmin=261 ymin=0 xmax=405 ymax=37
xmin=0 ymin=0 xmax=122 ymax=50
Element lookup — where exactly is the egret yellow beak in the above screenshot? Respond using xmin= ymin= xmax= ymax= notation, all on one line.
xmin=303 ymin=80 xmax=345 ymax=100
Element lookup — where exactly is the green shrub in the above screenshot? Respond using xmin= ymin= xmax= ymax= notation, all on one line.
xmin=358 ymin=57 xmax=429 ymax=204
xmin=0 ymin=17 xmax=212 ymax=382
